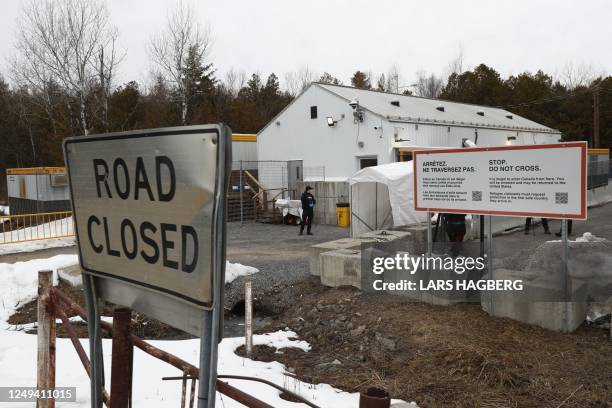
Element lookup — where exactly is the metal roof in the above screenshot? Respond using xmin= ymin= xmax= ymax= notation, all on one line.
xmin=317 ymin=83 xmax=560 ymax=133
xmin=7 ymin=167 xmax=66 ymax=175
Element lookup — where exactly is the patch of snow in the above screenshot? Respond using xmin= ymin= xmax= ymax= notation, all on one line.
xmin=0 ymin=237 xmax=77 ymax=256
xmin=0 ymin=255 xmax=79 ymax=326
xmin=547 ymin=232 xmax=608 ymax=243
xmin=0 ymin=216 xmax=74 ymax=247
xmin=226 ymin=261 xmax=259 ymax=284
xmin=0 ymin=326 xmax=413 ymax=407
xmin=58 ymin=266 xmax=83 ymax=287
xmin=574 ymin=232 xmax=607 ymax=243
xmin=0 ymin=255 xmax=415 ymax=407
xmin=7 ymin=316 xmax=86 ymax=332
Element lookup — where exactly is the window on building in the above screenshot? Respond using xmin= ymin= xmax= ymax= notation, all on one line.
xmin=310 ymin=106 xmax=318 ymax=119
xmin=359 ymin=157 xmax=378 ymax=169
xmin=398 ymin=151 xmax=413 ymax=162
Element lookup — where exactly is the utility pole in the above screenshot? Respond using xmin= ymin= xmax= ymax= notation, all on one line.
xmin=594 ymin=85 xmax=600 ymax=148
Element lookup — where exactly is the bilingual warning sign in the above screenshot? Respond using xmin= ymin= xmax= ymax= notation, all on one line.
xmin=64 ymin=125 xmax=230 ymax=312
xmin=413 ymin=142 xmax=587 ymax=219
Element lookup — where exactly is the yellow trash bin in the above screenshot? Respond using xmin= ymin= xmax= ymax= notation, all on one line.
xmin=336 ymin=203 xmax=350 ymax=227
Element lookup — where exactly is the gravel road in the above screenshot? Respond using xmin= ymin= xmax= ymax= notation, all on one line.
xmin=224 ymin=221 xmax=349 ymax=310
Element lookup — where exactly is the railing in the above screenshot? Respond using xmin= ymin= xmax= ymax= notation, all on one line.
xmin=35 ymin=270 xmax=320 ymax=408
xmin=253 ymin=188 xmax=291 ymax=223
xmin=0 ymin=211 xmax=74 ymax=244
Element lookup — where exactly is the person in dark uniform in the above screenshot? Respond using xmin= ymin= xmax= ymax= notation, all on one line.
xmin=299 ymin=186 xmax=316 ymax=236
xmin=443 ymin=213 xmax=467 ymax=242
xmin=524 ymin=217 xmax=551 ymax=234
xmin=555 ymin=220 xmax=573 ymax=237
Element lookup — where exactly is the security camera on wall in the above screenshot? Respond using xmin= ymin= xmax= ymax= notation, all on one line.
xmin=349 ymin=98 xmax=359 ymax=109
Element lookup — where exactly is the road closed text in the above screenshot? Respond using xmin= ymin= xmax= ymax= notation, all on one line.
xmin=85 ymin=156 xmax=199 ymax=273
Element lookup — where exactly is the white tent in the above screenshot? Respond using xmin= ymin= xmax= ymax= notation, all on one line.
xmin=349 ymin=162 xmax=427 ymax=237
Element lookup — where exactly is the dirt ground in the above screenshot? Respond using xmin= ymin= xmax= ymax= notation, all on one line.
xmin=8 ymin=280 xmax=190 ymax=340
xmin=252 ymin=278 xmax=612 ymax=408
xmin=10 ymin=277 xmax=611 ymax=407
xmin=5 ymin=210 xmax=612 ymax=407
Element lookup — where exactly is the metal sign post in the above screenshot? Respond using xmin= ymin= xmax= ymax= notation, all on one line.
xmin=426 ymin=212 xmax=433 ymax=257
xmin=561 ymin=219 xmax=569 ymax=332
xmin=239 ymin=160 xmax=244 ymax=225
xmin=487 ymin=216 xmax=494 ymax=315
xmin=64 ymin=124 xmax=231 ymax=408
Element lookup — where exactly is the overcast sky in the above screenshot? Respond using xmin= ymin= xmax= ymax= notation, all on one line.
xmin=1 ymin=0 xmax=611 ymax=89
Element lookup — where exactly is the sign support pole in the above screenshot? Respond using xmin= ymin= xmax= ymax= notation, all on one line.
xmin=561 ymin=219 xmax=569 ymax=332
xmin=426 ymin=212 xmax=433 ymax=257
xmin=239 ymin=160 xmax=244 ymax=225
xmin=197 ymin=312 xmax=214 ymax=407
xmin=488 ymin=216 xmax=494 ymax=315
xmin=84 ymin=275 xmax=104 ymax=408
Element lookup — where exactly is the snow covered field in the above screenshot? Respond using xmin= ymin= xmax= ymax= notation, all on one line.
xmin=0 ymin=255 xmax=408 ymax=407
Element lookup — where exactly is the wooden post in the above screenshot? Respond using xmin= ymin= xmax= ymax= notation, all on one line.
xmin=110 ymin=307 xmax=133 ymax=408
xmin=37 ymin=270 xmax=56 ymax=408
xmin=244 ymin=281 xmax=253 ymax=356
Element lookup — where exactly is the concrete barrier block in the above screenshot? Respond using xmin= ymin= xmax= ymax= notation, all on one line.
xmin=310 ymin=238 xmax=369 ymax=276
xmin=395 ymin=225 xmax=428 ymax=242
xmin=57 ymin=263 xmax=83 ymax=287
xmin=358 ymin=230 xmax=412 ymax=242
xmin=320 ymin=249 xmax=362 ymax=289
xmin=482 ymin=269 xmax=588 ymax=332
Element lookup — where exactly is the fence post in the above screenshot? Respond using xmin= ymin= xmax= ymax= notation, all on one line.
xmin=37 ymin=270 xmax=56 ymax=408
xmin=239 ymin=160 xmax=244 ymax=225
xmin=110 ymin=307 xmax=133 ymax=408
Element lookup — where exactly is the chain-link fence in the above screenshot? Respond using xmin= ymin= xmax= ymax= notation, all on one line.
xmin=227 ymin=160 xmax=298 ymax=223
xmin=303 ymin=166 xmax=326 ymax=182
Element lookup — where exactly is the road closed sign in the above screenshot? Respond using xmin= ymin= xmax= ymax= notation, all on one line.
xmin=64 ymin=125 xmax=231 ymax=330
xmin=413 ymin=142 xmax=587 ymax=219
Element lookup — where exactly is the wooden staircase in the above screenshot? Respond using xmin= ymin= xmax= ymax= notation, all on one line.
xmin=243 ymin=170 xmax=284 ymax=224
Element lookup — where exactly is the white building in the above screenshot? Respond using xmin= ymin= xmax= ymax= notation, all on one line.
xmin=231 ymin=133 xmax=258 ymax=169
xmin=257 ymin=83 xmax=562 ymax=183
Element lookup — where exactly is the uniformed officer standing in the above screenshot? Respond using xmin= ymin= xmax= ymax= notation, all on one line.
xmin=299 ymin=185 xmax=316 ymax=236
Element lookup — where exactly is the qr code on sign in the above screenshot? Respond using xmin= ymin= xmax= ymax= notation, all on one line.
xmin=472 ymin=191 xmax=482 ymax=202
xmin=555 ymin=192 xmax=568 ymax=204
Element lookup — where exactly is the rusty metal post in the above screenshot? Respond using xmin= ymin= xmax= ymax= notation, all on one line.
xmin=110 ymin=307 xmax=133 ymax=408
xmin=37 ymin=270 xmax=56 ymax=408
xmin=359 ymin=387 xmax=390 ymax=408
xmin=181 ymin=372 xmax=188 ymax=408
xmin=189 ymin=378 xmax=196 ymax=408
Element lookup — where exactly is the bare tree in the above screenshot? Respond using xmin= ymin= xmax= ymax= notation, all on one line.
xmin=284 ymin=65 xmax=317 ymax=96
xmin=447 ymin=45 xmax=465 ymax=76
xmin=149 ymin=1 xmax=212 ymax=125
xmin=560 ymin=62 xmax=604 ymax=90
xmin=96 ymin=36 xmax=121 ymax=132
xmin=415 ymin=70 xmax=444 ymax=98
xmin=386 ymin=65 xmax=401 ymax=93
xmin=224 ymin=68 xmax=247 ymax=97
xmin=13 ymin=0 xmax=119 ymax=136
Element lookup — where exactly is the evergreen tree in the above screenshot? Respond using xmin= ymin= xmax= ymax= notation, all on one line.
xmin=351 ymin=71 xmax=371 ymax=89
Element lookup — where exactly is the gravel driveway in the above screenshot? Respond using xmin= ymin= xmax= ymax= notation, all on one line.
xmin=224 ymin=221 xmax=349 ymax=310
